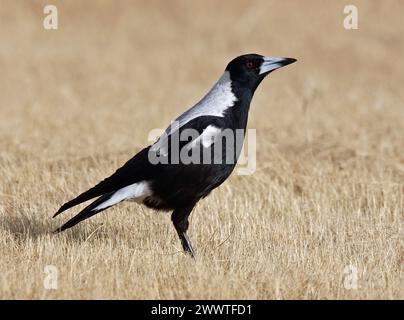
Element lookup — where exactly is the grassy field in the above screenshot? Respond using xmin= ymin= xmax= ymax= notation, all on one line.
xmin=0 ymin=0 xmax=403 ymax=299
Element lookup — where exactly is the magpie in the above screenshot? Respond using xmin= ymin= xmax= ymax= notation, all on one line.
xmin=54 ymin=54 xmax=296 ymax=257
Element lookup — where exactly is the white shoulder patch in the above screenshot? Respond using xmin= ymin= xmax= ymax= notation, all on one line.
xmin=187 ymin=125 xmax=222 ymax=149
xmin=92 ymin=181 xmax=152 ymax=211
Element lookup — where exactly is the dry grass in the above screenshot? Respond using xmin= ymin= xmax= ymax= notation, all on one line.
xmin=0 ymin=0 xmax=403 ymax=299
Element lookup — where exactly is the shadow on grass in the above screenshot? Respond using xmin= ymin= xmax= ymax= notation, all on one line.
xmin=0 ymin=204 xmax=167 ymax=252
xmin=0 ymin=211 xmax=113 ymax=244
xmin=0 ymin=213 xmax=51 ymax=240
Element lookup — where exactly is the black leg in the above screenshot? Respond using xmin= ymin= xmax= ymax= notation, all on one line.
xmin=172 ymin=203 xmax=196 ymax=257
xmin=179 ymin=232 xmax=195 ymax=257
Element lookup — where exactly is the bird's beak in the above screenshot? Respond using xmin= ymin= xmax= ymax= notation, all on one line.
xmin=259 ymin=56 xmax=297 ymax=75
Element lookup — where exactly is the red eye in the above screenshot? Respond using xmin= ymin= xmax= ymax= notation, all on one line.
xmin=245 ymin=61 xmax=254 ymax=69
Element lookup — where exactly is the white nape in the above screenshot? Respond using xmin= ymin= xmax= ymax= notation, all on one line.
xmin=151 ymin=71 xmax=237 ymax=153
xmin=172 ymin=71 xmax=237 ymax=131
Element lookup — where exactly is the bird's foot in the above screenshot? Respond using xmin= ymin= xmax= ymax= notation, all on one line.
xmin=179 ymin=232 xmax=195 ymax=258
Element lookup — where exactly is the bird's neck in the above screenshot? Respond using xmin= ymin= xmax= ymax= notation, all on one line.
xmin=226 ymin=79 xmax=254 ymax=131
xmin=191 ymin=71 xmax=254 ymax=130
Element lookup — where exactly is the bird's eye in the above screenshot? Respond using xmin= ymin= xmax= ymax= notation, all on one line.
xmin=245 ymin=61 xmax=254 ymax=69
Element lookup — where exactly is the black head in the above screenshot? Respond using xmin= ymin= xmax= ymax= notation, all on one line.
xmin=225 ymin=53 xmax=296 ymax=92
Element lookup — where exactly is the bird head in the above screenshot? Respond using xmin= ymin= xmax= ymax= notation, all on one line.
xmin=225 ymin=53 xmax=297 ymax=92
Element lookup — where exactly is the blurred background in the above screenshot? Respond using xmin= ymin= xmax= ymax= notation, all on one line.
xmin=0 ymin=0 xmax=402 ymax=299
xmin=1 ymin=0 xmax=403 ymax=158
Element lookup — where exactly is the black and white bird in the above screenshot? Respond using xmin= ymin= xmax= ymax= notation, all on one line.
xmin=54 ymin=54 xmax=296 ymax=256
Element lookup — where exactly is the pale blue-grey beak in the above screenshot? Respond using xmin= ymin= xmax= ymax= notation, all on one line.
xmin=259 ymin=56 xmax=297 ymax=75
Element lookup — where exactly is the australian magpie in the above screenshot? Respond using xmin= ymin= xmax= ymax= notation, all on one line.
xmin=54 ymin=54 xmax=296 ymax=257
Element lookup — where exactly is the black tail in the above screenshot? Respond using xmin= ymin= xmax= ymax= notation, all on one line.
xmin=54 ymin=192 xmax=114 ymax=233
xmin=53 ymin=145 xmax=152 ymax=218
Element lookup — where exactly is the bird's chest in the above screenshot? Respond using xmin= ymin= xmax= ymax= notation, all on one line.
xmin=147 ymin=162 xmax=235 ymax=208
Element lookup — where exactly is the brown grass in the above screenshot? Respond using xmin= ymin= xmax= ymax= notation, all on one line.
xmin=0 ymin=0 xmax=403 ymax=299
